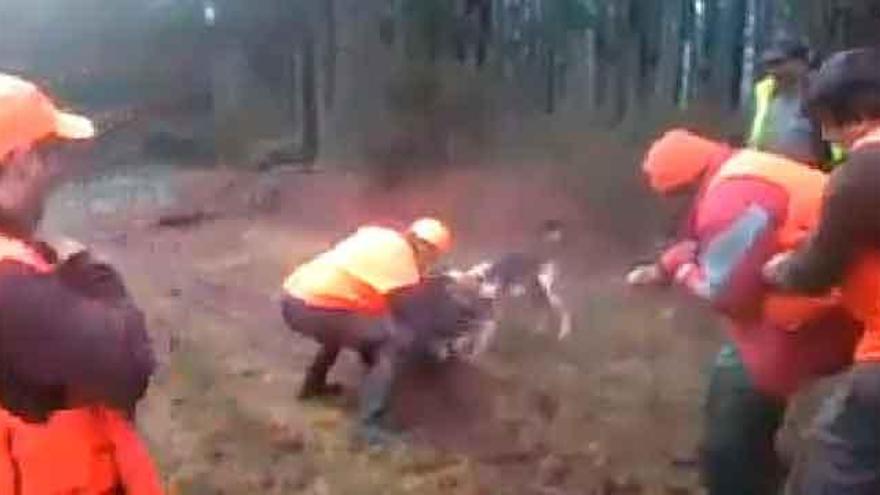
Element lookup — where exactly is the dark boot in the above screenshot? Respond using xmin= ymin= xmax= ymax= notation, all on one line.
xmin=298 ymin=344 xmax=344 ymax=399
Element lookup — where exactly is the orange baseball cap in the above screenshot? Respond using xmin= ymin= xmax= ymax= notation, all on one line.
xmin=0 ymin=73 xmax=95 ymax=160
xmin=642 ymin=129 xmax=727 ymax=194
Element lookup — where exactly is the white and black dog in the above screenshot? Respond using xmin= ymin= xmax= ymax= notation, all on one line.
xmin=445 ymin=220 xmax=574 ymax=357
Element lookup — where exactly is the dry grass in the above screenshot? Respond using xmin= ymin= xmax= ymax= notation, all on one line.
xmin=46 ymin=164 xmax=725 ymax=494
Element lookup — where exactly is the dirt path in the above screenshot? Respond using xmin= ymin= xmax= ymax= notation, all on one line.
xmin=42 ymin=166 xmax=717 ymax=494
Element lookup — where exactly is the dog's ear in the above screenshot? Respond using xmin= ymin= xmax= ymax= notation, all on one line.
xmin=466 ymin=261 xmax=493 ymax=279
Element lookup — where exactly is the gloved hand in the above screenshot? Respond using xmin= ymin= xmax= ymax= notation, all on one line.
xmin=659 ymin=240 xmax=699 ymax=275
xmin=626 ymin=263 xmax=667 ymax=286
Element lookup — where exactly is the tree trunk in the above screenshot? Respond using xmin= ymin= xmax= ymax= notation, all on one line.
xmin=655 ymin=0 xmax=684 ymax=106
xmin=323 ymin=0 xmax=337 ymax=108
xmin=729 ymin=0 xmax=747 ymax=106
xmin=678 ymin=0 xmax=697 ymax=108
xmin=612 ymin=0 xmax=634 ymax=126
xmin=738 ymin=0 xmax=758 ymax=109
xmin=593 ymin=1 xmax=613 ymax=122
xmin=300 ymin=25 xmax=319 ymax=166
xmin=584 ymin=28 xmax=598 ymax=112
xmin=695 ymin=0 xmax=720 ymax=103
xmin=708 ymin=0 xmax=746 ymax=108
xmin=545 ymin=43 xmax=556 ymax=114
xmin=476 ymin=0 xmax=491 ymax=66
xmin=284 ymin=43 xmax=298 ymax=126
xmin=622 ymin=36 xmax=641 ymax=127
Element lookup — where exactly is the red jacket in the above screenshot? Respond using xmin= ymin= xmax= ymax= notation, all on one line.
xmin=661 ymin=150 xmax=861 ymax=398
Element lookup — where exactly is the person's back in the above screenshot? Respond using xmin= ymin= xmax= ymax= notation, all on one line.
xmin=764 ymin=46 xmax=880 ymax=495
xmin=285 ymin=226 xmax=422 ymax=314
xmin=775 ymin=132 xmax=880 ymax=355
xmin=0 ymin=232 xmax=161 ymax=495
xmin=680 ymin=148 xmax=859 ymax=395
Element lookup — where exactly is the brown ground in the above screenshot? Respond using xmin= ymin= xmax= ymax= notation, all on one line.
xmin=43 ymin=165 xmax=725 ymax=495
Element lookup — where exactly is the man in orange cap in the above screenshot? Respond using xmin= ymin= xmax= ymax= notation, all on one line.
xmin=281 ymin=217 xmax=452 ymax=445
xmin=0 ymin=73 xmax=162 ymax=494
xmin=626 ymin=129 xmax=860 ymax=495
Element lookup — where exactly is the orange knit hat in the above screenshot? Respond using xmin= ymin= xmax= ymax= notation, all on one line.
xmin=642 ymin=129 xmax=727 ymax=194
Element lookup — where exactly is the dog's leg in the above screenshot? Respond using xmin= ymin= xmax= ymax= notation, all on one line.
xmin=470 ymin=320 xmax=498 ymax=357
xmin=557 ymin=309 xmax=573 ymax=340
xmin=534 ymin=302 xmax=552 ymax=335
xmin=539 ymin=296 xmax=572 ymax=339
xmin=548 ymin=294 xmax=573 ymax=340
xmin=538 ymin=262 xmax=573 ymax=340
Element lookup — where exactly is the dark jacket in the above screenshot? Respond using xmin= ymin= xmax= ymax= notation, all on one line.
xmin=0 ymin=240 xmax=155 ymax=422
xmin=773 ymin=141 xmax=880 ymax=363
xmin=774 ymin=143 xmax=880 ymax=292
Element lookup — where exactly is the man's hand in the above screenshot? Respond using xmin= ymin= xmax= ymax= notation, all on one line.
xmin=763 ymin=251 xmax=793 ymax=286
xmin=626 ymin=263 xmax=667 ymax=287
xmin=660 ymin=240 xmax=699 ymax=274
xmin=673 ymin=262 xmax=699 ymax=285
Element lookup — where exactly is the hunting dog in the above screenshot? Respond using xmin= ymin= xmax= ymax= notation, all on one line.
xmin=446 ymin=221 xmax=574 ymax=357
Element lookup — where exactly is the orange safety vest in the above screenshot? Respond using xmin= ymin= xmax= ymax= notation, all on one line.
xmin=0 ymin=234 xmax=163 ymax=495
xmin=284 ymin=226 xmax=421 ymax=314
xmin=708 ymin=149 xmax=828 ymax=249
xmin=707 ymin=149 xmax=840 ymax=330
xmin=839 ymin=127 xmax=880 ymax=362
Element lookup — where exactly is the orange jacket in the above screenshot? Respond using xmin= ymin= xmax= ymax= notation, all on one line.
xmin=284 ymin=226 xmax=421 ymax=314
xmin=840 ymin=128 xmax=880 ymax=362
xmin=707 ymin=149 xmax=827 ymax=250
xmin=840 ymin=253 xmax=880 ymax=361
xmin=0 ymin=235 xmax=163 ymax=495
xmin=706 ymin=150 xmax=841 ymax=329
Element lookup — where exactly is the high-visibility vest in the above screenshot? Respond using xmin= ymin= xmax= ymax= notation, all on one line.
xmin=707 ymin=149 xmax=839 ymax=330
xmin=0 ymin=234 xmax=163 ymax=495
xmin=748 ymin=76 xmax=845 ymax=170
xmin=708 ymin=149 xmax=827 ymax=250
xmin=747 ymin=76 xmax=777 ymax=148
xmin=829 ymin=144 xmax=847 ymax=167
xmin=284 ymin=226 xmax=421 ymax=314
